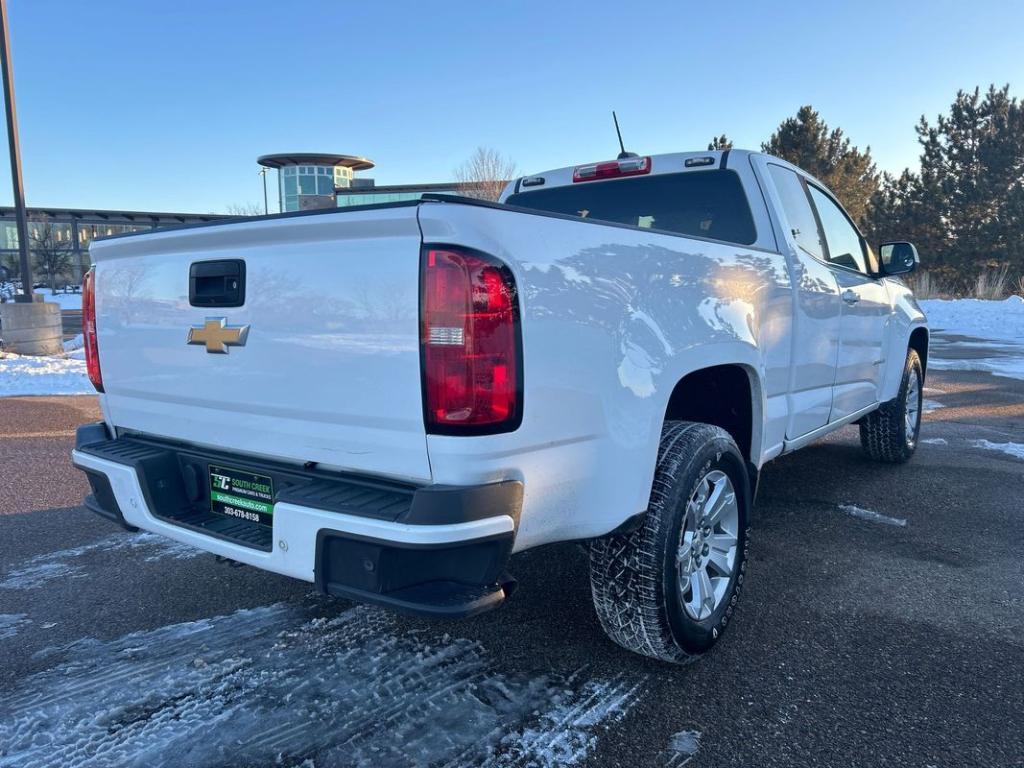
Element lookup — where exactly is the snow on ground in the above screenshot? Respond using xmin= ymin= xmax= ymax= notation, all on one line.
xmin=837 ymin=504 xmax=908 ymax=528
xmin=920 ymin=296 xmax=1024 ymax=380
xmin=926 ymin=352 xmax=1024 ymax=380
xmin=659 ymin=730 xmax=702 ymax=767
xmin=967 ymin=439 xmax=1024 ymax=461
xmin=0 ymin=614 xmax=31 ymax=640
xmin=0 ymin=350 xmax=92 ymax=397
xmin=0 ymin=532 xmax=204 ymax=591
xmin=0 ymin=602 xmax=645 ymax=768
xmin=37 ymin=288 xmax=82 ymax=311
xmin=920 ymin=296 xmax=1024 ymax=344
xmin=0 ymin=292 xmax=86 ymax=397
xmin=63 ymin=333 xmax=83 ymax=352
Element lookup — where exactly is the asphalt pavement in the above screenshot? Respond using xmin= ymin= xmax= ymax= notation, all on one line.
xmin=1 ymin=339 xmax=1021 ymax=767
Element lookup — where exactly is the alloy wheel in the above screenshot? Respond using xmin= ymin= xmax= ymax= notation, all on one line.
xmin=676 ymin=469 xmax=739 ymax=621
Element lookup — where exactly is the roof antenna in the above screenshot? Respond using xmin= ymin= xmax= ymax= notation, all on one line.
xmin=612 ymin=111 xmax=638 ymax=160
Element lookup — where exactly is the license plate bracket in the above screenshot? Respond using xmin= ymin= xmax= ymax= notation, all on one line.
xmin=208 ymin=464 xmax=274 ymax=527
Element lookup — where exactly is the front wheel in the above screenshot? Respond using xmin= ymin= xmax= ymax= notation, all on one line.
xmin=859 ymin=348 xmax=923 ymax=463
xmin=589 ymin=421 xmax=750 ymax=664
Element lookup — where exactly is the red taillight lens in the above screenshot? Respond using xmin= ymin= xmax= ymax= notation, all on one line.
xmin=421 ymin=247 xmax=521 ymax=433
xmin=82 ymin=268 xmax=103 ymax=392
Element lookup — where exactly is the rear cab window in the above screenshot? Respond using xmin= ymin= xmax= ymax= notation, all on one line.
xmin=505 ymin=170 xmax=758 ymax=246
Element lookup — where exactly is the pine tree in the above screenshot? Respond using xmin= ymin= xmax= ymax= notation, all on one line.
xmin=763 ymin=106 xmax=879 ymax=229
xmin=870 ymin=85 xmax=1024 ymax=289
xmin=707 ymin=134 xmax=733 ymax=151
xmin=927 ymin=86 xmax=1022 ymax=272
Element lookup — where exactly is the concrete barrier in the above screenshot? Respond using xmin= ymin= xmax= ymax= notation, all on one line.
xmin=0 ymin=300 xmax=64 ymax=356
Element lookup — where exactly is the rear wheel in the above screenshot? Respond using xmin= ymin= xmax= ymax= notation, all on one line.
xmin=589 ymin=421 xmax=750 ymax=664
xmin=859 ymin=349 xmax=923 ymax=463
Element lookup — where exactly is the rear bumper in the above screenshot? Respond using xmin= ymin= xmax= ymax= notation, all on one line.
xmin=71 ymin=424 xmax=521 ymax=618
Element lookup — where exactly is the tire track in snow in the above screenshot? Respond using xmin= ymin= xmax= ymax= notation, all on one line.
xmin=0 ymin=603 xmax=645 ymax=768
xmin=0 ymin=614 xmax=30 ymax=640
xmin=476 ymin=670 xmax=646 ymax=768
xmin=0 ymin=532 xmax=204 ymax=590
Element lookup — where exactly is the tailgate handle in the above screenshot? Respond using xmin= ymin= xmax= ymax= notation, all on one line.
xmin=189 ymin=260 xmax=245 ymax=307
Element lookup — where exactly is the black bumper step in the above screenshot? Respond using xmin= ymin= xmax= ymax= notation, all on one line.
xmin=327 ymin=580 xmax=514 ymax=619
xmin=75 ymin=424 xmax=524 ymax=618
xmin=77 ymin=429 xmax=421 ymax=552
xmin=163 ymin=507 xmax=274 ymax=550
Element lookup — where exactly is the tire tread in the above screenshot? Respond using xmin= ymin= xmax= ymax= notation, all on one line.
xmin=859 ymin=350 xmax=922 ymax=463
xmin=589 ymin=421 xmax=745 ymax=664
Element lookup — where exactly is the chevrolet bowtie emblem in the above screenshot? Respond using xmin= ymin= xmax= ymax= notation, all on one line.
xmin=187 ymin=317 xmax=250 ymax=354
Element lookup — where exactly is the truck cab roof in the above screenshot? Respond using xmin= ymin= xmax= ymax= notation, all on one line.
xmin=501 ymin=149 xmax=784 ymax=253
xmin=501 ymin=149 xmax=778 ymax=201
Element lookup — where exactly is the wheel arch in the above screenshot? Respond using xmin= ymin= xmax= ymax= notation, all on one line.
xmin=909 ymin=325 xmax=929 ymax=376
xmin=662 ymin=362 xmax=763 ymax=468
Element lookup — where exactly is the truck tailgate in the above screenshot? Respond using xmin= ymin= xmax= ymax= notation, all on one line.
xmin=88 ymin=205 xmax=431 ymax=482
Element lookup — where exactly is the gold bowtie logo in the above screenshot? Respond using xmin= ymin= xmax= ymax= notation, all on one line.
xmin=187 ymin=318 xmax=250 ymax=354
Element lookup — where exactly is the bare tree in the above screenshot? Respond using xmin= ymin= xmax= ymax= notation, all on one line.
xmin=29 ymin=215 xmax=75 ymax=291
xmin=453 ymin=147 xmax=517 ymax=201
xmin=226 ymin=202 xmax=265 ymax=216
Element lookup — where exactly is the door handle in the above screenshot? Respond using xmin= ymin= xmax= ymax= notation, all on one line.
xmin=842 ymin=289 xmax=860 ymax=305
xmin=189 ymin=260 xmax=246 ymax=307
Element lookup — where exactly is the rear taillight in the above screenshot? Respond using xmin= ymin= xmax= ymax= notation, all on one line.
xmin=572 ymin=155 xmax=651 ymax=183
xmin=82 ymin=268 xmax=103 ymax=392
xmin=421 ymin=247 xmax=521 ymax=434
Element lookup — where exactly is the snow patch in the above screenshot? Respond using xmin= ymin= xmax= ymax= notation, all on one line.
xmin=838 ymin=504 xmax=908 ymax=528
xmin=0 ymin=532 xmax=204 ymax=590
xmin=37 ymin=288 xmax=83 ymax=310
xmin=927 ymin=355 xmax=1024 ymax=381
xmin=0 ymin=603 xmax=645 ymax=768
xmin=660 ymin=729 xmax=702 ymax=766
xmin=921 ymin=437 xmax=948 ymax=445
xmin=63 ymin=333 xmax=84 ymax=352
xmin=922 ymin=398 xmax=945 ymax=413
xmin=0 ymin=351 xmax=92 ymax=397
xmin=919 ymin=297 xmax=1024 ymax=381
xmin=968 ymin=439 xmax=1024 ymax=461
xmin=0 ymin=613 xmax=30 ymax=640
xmin=481 ymin=673 xmax=645 ymax=767
xmin=920 ymin=297 xmax=1024 ymax=345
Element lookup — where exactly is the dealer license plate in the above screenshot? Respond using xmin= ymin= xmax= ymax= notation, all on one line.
xmin=208 ymin=464 xmax=274 ymax=526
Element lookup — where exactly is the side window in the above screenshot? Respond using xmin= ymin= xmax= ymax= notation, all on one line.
xmin=807 ymin=186 xmax=869 ymax=274
xmin=767 ymin=165 xmax=826 ymax=261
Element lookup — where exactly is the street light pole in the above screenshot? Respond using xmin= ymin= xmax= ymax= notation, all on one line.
xmin=0 ymin=0 xmax=33 ymax=302
xmin=258 ymin=167 xmax=268 ymax=215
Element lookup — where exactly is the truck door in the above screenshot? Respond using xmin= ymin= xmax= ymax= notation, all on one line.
xmin=764 ymin=164 xmax=843 ymax=439
xmin=804 ymin=184 xmax=889 ymax=420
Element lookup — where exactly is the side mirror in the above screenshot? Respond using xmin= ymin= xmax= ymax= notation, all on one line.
xmin=879 ymin=241 xmax=919 ymax=276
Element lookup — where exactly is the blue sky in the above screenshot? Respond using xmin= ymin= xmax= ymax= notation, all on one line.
xmin=2 ymin=0 xmax=1021 ymax=214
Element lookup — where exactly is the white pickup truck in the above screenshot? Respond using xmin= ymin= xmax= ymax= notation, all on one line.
xmin=72 ymin=149 xmax=927 ymax=663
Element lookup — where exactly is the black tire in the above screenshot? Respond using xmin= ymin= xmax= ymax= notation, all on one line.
xmin=588 ymin=421 xmax=750 ymax=664
xmin=859 ymin=349 xmax=923 ymax=463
